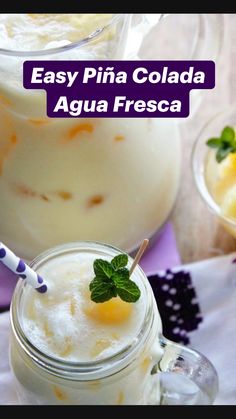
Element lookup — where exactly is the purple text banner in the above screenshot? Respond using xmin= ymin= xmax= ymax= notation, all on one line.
xmin=23 ymin=60 xmax=215 ymax=118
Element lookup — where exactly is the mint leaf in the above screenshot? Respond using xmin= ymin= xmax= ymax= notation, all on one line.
xmin=89 ymin=253 xmax=141 ymax=304
xmin=116 ymin=279 xmax=141 ymax=303
xmin=89 ymin=276 xmax=110 ymax=292
xmin=112 ymin=268 xmax=130 ymax=285
xmin=90 ymin=281 xmax=117 ymax=303
xmin=93 ymin=259 xmax=114 ymax=280
xmin=216 ymin=146 xmax=235 ymax=163
xmin=221 ymin=126 xmax=235 ymax=143
xmin=111 ymin=254 xmax=128 ymax=270
xmin=206 ymin=125 xmax=236 ymax=163
xmin=206 ymin=138 xmax=222 ymax=148
xmin=112 ymin=269 xmax=140 ymax=302
xmin=89 ymin=276 xmax=100 ymax=291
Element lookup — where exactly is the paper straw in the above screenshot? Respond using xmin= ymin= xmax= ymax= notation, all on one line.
xmin=0 ymin=242 xmax=47 ymax=293
xmin=129 ymin=239 xmax=149 ymax=276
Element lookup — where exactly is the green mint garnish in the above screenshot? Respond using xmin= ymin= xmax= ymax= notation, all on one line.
xmin=111 ymin=254 xmax=128 ymax=270
xmin=206 ymin=126 xmax=236 ymax=163
xmin=89 ymin=254 xmax=141 ymax=303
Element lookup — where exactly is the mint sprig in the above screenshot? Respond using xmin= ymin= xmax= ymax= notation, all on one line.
xmin=206 ymin=126 xmax=236 ymax=163
xmin=89 ymin=254 xmax=141 ymax=303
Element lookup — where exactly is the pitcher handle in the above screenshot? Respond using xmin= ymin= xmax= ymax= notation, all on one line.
xmin=187 ymin=14 xmax=225 ymax=61
xmin=125 ymin=14 xmax=224 ymax=61
xmin=153 ymin=335 xmax=219 ymax=405
xmin=125 ymin=14 xmax=224 ymax=119
xmin=123 ymin=14 xmax=163 ymax=59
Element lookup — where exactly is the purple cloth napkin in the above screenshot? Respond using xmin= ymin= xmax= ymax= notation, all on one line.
xmin=140 ymin=222 xmax=181 ymax=276
xmin=0 ymin=223 xmax=181 ymax=310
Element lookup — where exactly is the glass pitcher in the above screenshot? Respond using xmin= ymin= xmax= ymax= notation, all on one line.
xmin=0 ymin=14 xmax=224 ymax=260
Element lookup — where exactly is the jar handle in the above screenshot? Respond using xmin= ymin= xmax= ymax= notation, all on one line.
xmin=153 ymin=335 xmax=219 ymax=405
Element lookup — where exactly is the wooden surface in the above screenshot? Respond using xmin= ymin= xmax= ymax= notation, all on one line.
xmin=142 ymin=14 xmax=236 ymax=264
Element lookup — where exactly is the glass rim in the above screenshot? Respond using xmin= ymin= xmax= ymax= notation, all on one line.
xmin=10 ymin=240 xmax=155 ymax=380
xmin=191 ymin=103 xmax=236 ymax=229
xmin=0 ymin=14 xmax=123 ymax=57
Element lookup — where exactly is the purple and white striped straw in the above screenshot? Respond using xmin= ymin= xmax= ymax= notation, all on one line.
xmin=0 ymin=242 xmax=47 ymax=293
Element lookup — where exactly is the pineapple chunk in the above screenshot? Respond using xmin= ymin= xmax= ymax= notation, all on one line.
xmin=43 ymin=321 xmax=53 ymax=338
xmin=90 ymin=338 xmax=112 ymax=358
xmin=53 ymin=386 xmax=67 ymax=401
xmin=140 ymin=356 xmax=152 ymax=373
xmin=214 ymin=175 xmax=236 ymax=203
xmin=220 ymin=184 xmax=236 ymax=237
xmin=26 ymin=300 xmax=36 ymax=320
xmin=116 ymin=391 xmax=124 ymax=405
xmin=69 ymin=298 xmax=76 ymax=316
xmin=219 ymin=153 xmax=236 ymax=178
xmin=85 ymin=297 xmax=132 ymax=325
xmin=213 ymin=154 xmax=236 ymax=202
xmin=221 ymin=185 xmax=236 ymax=219
xmin=58 ymin=337 xmax=73 ymax=357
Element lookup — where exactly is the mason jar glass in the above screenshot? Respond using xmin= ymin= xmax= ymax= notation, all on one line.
xmin=9 ymin=241 xmax=218 ymax=405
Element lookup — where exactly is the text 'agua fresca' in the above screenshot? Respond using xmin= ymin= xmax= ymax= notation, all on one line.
xmin=24 ymin=61 xmax=215 ymax=118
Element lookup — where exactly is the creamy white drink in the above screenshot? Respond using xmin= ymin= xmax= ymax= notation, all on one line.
xmin=0 ymin=14 xmax=181 ymax=260
xmin=10 ymin=242 xmax=163 ymax=405
xmin=0 ymin=14 xmax=114 ymax=51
